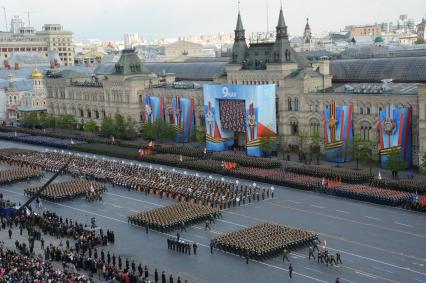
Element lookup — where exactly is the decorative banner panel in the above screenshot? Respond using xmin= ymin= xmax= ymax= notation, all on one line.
xmin=142 ymin=96 xmax=165 ymax=123
xmin=172 ymin=96 xmax=195 ymax=143
xmin=203 ymin=84 xmax=277 ymax=157
xmin=378 ymin=105 xmax=412 ymax=168
xmin=323 ymin=102 xmax=353 ymax=163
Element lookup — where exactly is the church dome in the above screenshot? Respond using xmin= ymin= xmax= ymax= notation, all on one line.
xmin=374 ymin=36 xmax=384 ymax=43
xmin=32 ymin=69 xmax=43 ymax=79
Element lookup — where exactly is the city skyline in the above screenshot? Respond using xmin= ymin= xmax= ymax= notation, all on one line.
xmin=3 ymin=0 xmax=426 ymax=40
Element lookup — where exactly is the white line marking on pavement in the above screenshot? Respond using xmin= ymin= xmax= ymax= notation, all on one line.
xmin=304 ymin=267 xmax=323 ymax=273
xmin=284 ymin=200 xmax=302 ymax=204
xmin=395 ymin=222 xmax=413 ymax=228
xmin=339 ymin=277 xmax=356 ymax=283
xmin=355 ymin=271 xmax=376 ymax=279
xmin=192 ymin=234 xmax=208 ymax=240
xmin=413 ymin=278 xmax=426 ymax=283
xmin=129 ymin=209 xmax=139 ymax=213
xmin=114 ymin=213 xmax=127 ymax=218
xmin=372 ymin=266 xmax=394 ymax=274
xmin=105 ymin=192 xmax=163 ymax=207
xmin=328 ymin=247 xmax=426 ymax=277
xmin=364 ymin=216 xmax=381 ymax=221
xmin=217 ymin=219 xmax=248 ymax=228
xmin=336 ymin=210 xmax=350 ymax=214
xmin=0 ymin=188 xmax=329 ymax=283
xmin=311 ymin=205 xmax=325 ymax=209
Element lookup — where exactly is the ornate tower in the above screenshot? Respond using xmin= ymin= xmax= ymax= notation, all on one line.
xmin=31 ymin=69 xmax=47 ymax=107
xmin=230 ymin=12 xmax=248 ymax=64
xmin=303 ymin=18 xmax=312 ymax=44
xmin=272 ymin=7 xmax=294 ymax=63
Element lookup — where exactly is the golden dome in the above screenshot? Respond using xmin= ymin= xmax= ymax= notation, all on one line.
xmin=32 ymin=69 xmax=43 ymax=79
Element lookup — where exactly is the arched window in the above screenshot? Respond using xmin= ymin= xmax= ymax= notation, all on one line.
xmin=310 ymin=120 xmax=320 ymax=136
xmin=288 ymin=98 xmax=293 ymax=111
xmin=290 ymin=119 xmax=299 ymax=135
xmin=367 ymin=107 xmax=371 ymax=115
xmin=294 ymin=98 xmax=299 ymax=111
xmin=360 ymin=123 xmax=372 ymax=141
xmin=360 ymin=107 xmax=364 ymax=115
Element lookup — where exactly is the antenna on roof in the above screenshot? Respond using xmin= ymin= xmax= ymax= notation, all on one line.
xmin=266 ymin=2 xmax=269 ymax=34
xmin=2 ymin=7 xmax=7 ymax=31
xmin=238 ymin=0 xmax=241 ymax=13
xmin=26 ymin=10 xmax=31 ymax=26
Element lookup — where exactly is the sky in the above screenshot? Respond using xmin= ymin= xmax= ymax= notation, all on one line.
xmin=2 ymin=0 xmax=426 ymax=41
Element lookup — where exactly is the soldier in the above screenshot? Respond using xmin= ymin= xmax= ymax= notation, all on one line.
xmin=162 ymin=271 xmax=166 ymax=283
xmin=282 ymin=249 xmax=290 ymax=262
xmin=205 ymin=220 xmax=211 ymax=230
xmin=210 ymin=240 xmax=214 ymax=254
xmin=112 ymin=254 xmax=116 ymax=267
xmin=336 ymin=252 xmax=342 ymax=264
xmin=176 ymin=232 xmax=180 ymax=241
xmin=155 ymin=268 xmax=159 ymax=283
xmin=118 ymin=256 xmax=122 ymax=270
xmin=289 ymin=263 xmax=293 ymax=278
xmin=317 ymin=251 xmax=323 ymax=264
xmin=308 ymin=246 xmax=315 ymax=260
xmin=107 ymin=251 xmax=111 ymax=265
xmin=193 ymin=242 xmax=198 ymax=255
xmin=8 ymin=228 xmax=12 ymax=239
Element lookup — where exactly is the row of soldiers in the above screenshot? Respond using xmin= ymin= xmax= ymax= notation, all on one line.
xmin=213 ymin=223 xmax=318 ymax=260
xmin=24 ymin=179 xmax=106 ymax=202
xmin=128 ymin=202 xmax=221 ymax=232
xmin=0 ymin=166 xmax=43 ymax=185
xmin=167 ymin=237 xmax=198 ymax=255
xmin=0 ymin=149 xmax=272 ymax=210
xmin=287 ymin=164 xmax=372 ymax=183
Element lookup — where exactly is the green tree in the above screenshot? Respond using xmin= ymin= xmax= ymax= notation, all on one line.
xmin=194 ymin=126 xmax=206 ymax=145
xmin=259 ymin=136 xmax=273 ymax=156
xmin=42 ymin=114 xmax=57 ymax=128
xmin=310 ymin=132 xmax=322 ymax=165
xmin=415 ymin=38 xmax=425 ymax=44
xmin=385 ymin=149 xmax=407 ymax=178
xmin=21 ymin=112 xmax=39 ymax=129
xmin=141 ymin=122 xmax=155 ymax=140
xmin=359 ymin=140 xmax=379 ymax=175
xmin=83 ymin=119 xmax=98 ymax=132
xmin=114 ymin=113 xmax=127 ymax=137
xmin=352 ymin=133 xmax=364 ymax=170
xmin=101 ymin=116 xmax=116 ymax=137
xmin=141 ymin=120 xmax=175 ymax=141
xmin=298 ymin=129 xmax=308 ymax=162
xmin=57 ymin=115 xmax=76 ymax=130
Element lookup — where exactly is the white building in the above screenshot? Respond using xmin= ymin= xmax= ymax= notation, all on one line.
xmin=10 ymin=16 xmax=25 ymax=34
xmin=0 ymin=24 xmax=74 ymax=67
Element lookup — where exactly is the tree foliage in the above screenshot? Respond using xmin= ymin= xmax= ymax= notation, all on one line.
xmin=141 ymin=120 xmax=176 ymax=141
xmin=259 ymin=136 xmax=273 ymax=156
xmin=100 ymin=113 xmax=137 ymax=139
xmin=194 ymin=126 xmax=206 ymax=145
xmin=83 ymin=119 xmax=98 ymax=132
xmin=385 ymin=150 xmax=407 ymax=178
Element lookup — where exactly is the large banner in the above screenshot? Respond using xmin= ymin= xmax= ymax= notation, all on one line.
xmin=142 ymin=96 xmax=165 ymax=123
xmin=323 ymin=102 xmax=353 ymax=163
xmin=172 ymin=96 xmax=195 ymax=143
xmin=378 ymin=105 xmax=412 ymax=168
xmin=203 ymin=84 xmax=277 ymax=157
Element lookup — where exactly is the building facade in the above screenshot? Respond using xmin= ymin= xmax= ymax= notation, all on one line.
xmin=349 ymin=25 xmax=381 ymax=37
xmin=417 ymin=18 xmax=426 ymax=42
xmin=45 ymin=49 xmax=158 ymax=126
xmin=0 ymin=23 xmax=74 ymax=67
xmin=3 ymin=70 xmax=47 ymax=123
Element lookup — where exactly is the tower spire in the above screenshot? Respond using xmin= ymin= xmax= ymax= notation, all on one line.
xmin=276 ymin=5 xmax=288 ymax=39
